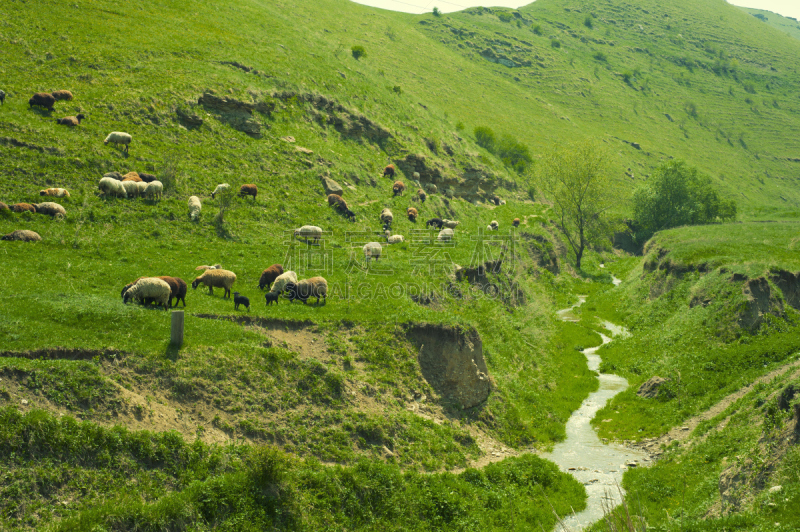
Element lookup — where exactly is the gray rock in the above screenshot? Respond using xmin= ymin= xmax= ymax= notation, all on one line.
xmin=637 ymin=376 xmax=669 ymax=398
xmin=321 ymin=176 xmax=343 ymax=196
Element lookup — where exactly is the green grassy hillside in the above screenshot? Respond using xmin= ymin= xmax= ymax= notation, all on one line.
xmin=741 ymin=7 xmax=800 ymax=41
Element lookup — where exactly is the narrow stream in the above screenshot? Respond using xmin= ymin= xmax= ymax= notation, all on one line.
xmin=544 ymin=295 xmax=649 ymax=530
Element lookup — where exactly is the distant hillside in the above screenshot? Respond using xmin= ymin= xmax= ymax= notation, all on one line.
xmin=740 ymin=7 xmax=800 ymax=41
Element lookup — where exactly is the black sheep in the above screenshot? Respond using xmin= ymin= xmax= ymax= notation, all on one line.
xmin=426 ymin=218 xmax=444 ymax=229
xmin=233 ymin=292 xmax=250 ymax=311
xmin=138 ymin=172 xmax=158 ymax=183
xmin=29 ymin=92 xmax=55 ymax=111
xmin=265 ymin=291 xmax=280 ymax=306
xmin=0 ymin=90 xmax=6 ymax=105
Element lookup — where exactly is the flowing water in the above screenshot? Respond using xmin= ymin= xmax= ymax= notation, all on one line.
xmin=544 ymin=298 xmax=649 ymax=530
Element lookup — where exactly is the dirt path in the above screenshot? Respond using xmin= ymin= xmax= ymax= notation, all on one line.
xmin=633 ymin=359 xmax=800 ymax=456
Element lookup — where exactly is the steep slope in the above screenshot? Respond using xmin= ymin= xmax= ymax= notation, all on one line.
xmin=741 ymin=7 xmax=800 ymax=41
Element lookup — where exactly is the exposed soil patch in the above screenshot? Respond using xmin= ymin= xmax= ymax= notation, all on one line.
xmin=0 ymin=347 xmax=124 ymax=360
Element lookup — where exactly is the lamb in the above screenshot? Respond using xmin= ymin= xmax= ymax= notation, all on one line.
xmin=512 ymin=218 xmax=520 ymax=228
xmin=270 ymin=271 xmax=298 ymax=294
xmin=426 ymin=218 xmax=444 ymax=229
xmin=122 ymin=172 xmax=142 ymax=182
xmin=239 ymin=184 xmax=257 ymax=200
xmin=35 ymin=202 xmax=66 ymax=218
xmin=51 ymin=90 xmax=74 ymax=101
xmin=294 ymin=225 xmax=323 ymax=243
xmin=123 ymin=277 xmax=171 ymax=310
xmin=195 ymin=264 xmax=221 ymax=271
xmin=265 ymin=291 xmax=280 ymax=306
xmin=417 ymin=189 xmax=427 ymax=203
xmin=138 ymin=172 xmax=157 ymax=183
xmin=2 ymin=230 xmax=41 ymax=242
xmin=98 ymin=177 xmax=127 ymax=198
xmin=29 ymin=92 xmax=55 ymax=111
xmin=437 ymin=228 xmax=454 ymax=242
xmin=145 ymin=180 xmax=163 ymax=200
xmin=392 ymin=181 xmax=406 ymax=196
xmin=380 ymin=208 xmax=393 ymax=229
xmin=233 ymin=292 xmax=250 ymax=311
xmin=363 ymin=242 xmax=382 ymax=261
xmin=55 ymin=114 xmax=85 ymax=126
xmin=259 ymin=264 xmax=284 ymax=291
xmin=285 ymin=277 xmax=328 ymax=304
xmin=12 ymin=203 xmax=37 ymax=213
xmin=121 ymin=180 xmax=140 ymax=198
xmin=407 ymin=207 xmax=418 ymax=222
xmin=387 ymin=234 xmax=404 ymax=244
xmin=188 ymin=196 xmax=201 ymax=220
xmin=383 ymin=164 xmax=396 ymax=178
xmin=192 ymin=269 xmax=237 ymax=299
xmin=442 ymin=219 xmax=461 ymax=229
xmin=39 ymin=188 xmax=71 ymax=198
xmin=0 ymin=90 xmax=5 ymax=105
xmin=211 ymin=183 xmax=230 ymax=199
xmin=104 ymin=132 xmax=132 ymax=153
xmin=157 ymin=276 xmax=187 ymax=307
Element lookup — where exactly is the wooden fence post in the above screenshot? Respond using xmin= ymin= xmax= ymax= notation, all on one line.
xmin=171 ymin=310 xmax=184 ymax=346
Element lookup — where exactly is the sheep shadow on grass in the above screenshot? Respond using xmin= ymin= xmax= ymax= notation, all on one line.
xmin=29 ymin=107 xmax=53 ymax=117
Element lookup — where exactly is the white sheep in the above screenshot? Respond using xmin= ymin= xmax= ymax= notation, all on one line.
xmin=437 ymin=228 xmax=454 ymax=242
xmin=490 ymin=220 xmax=499 ymax=228
xmin=123 ymin=277 xmax=171 ymax=310
xmin=192 ymin=269 xmax=237 ymax=299
xmin=145 ymin=180 xmax=163 ymax=199
xmin=442 ymin=219 xmax=460 ymax=229
xmin=35 ymin=202 xmax=66 ymax=218
xmin=195 ymin=264 xmax=221 ymax=271
xmin=363 ymin=242 xmax=382 ymax=261
xmin=104 ymin=132 xmax=132 ymax=153
xmin=211 ymin=183 xmax=230 ymax=199
xmin=188 ymin=196 xmax=201 ymax=220
xmin=380 ymin=208 xmax=393 ymax=227
xmin=294 ymin=225 xmax=322 ymax=243
xmin=121 ymin=180 xmax=140 ymax=197
xmin=387 ymin=234 xmax=404 ymax=244
xmin=135 ymin=181 xmax=149 ymax=196
xmin=270 ymin=270 xmax=298 ymax=294
xmin=98 ymin=176 xmax=127 ymax=198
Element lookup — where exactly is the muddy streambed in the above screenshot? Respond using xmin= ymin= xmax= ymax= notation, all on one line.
xmin=545 ymin=297 xmax=650 ymax=530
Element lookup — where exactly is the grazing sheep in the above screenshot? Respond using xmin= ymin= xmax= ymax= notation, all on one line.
xmin=12 ymin=203 xmax=37 ymax=214
xmin=157 ymin=276 xmax=187 ymax=307
xmin=380 ymin=208 xmax=393 ymax=228
xmin=121 ymin=180 xmax=140 ymax=198
xmin=195 ymin=264 xmax=221 ymax=271
xmin=413 ymin=171 xmax=420 ymax=181
xmin=192 ymin=269 xmax=237 ymax=299
xmin=342 ymin=208 xmax=356 ymax=222
xmin=134 ymin=181 xmax=148 ymax=197
xmin=512 ymin=218 xmax=520 ymax=228
xmin=39 ymin=188 xmax=70 ymax=198
xmin=211 ymin=183 xmax=230 ymax=199
xmin=120 ymin=277 xmax=146 ymax=301
xmin=417 ymin=189 xmax=426 ymax=203
xmin=29 ymin=92 xmax=55 ymax=111
xmin=265 ymin=291 xmax=280 ymax=306
xmin=407 ymin=207 xmax=418 ymax=222
xmin=35 ymin=202 xmax=66 ymax=218
xmin=98 ymin=177 xmax=127 ymax=198
xmin=392 ymin=181 xmax=406 ymax=196
xmin=286 ymin=277 xmax=328 ymax=304
xmin=489 ymin=220 xmax=499 ymax=231
xmin=294 ymin=225 xmax=323 ymax=243
xmin=188 ymin=196 xmax=201 ymax=220
xmin=233 ymin=292 xmax=250 ymax=311
xmin=383 ymin=164 xmax=396 ymax=178
xmin=363 ymin=242 xmax=382 ymax=261
xmin=104 ymin=132 xmax=132 ymax=153
xmin=425 ymin=183 xmax=438 ymax=193
xmin=387 ymin=234 xmax=404 ymax=244
xmin=442 ymin=219 xmax=461 ymax=229
xmin=51 ymin=90 xmax=74 ymax=101
xmin=259 ymin=264 xmax=284 ymax=291
xmin=122 ymin=172 xmax=142 ymax=182
xmin=239 ymin=184 xmax=257 ymax=200
xmin=2 ymin=230 xmax=41 ymax=242
xmin=123 ymin=277 xmax=171 ymax=310
xmin=0 ymin=90 xmax=5 ymax=105
xmin=328 ymin=194 xmax=347 ymax=210
xmin=138 ymin=172 xmax=157 ymax=183
xmin=145 ymin=180 xmax=163 ymax=200
xmin=270 ymin=271 xmax=298 ymax=294
xmin=55 ymin=114 xmax=85 ymax=126
xmin=426 ymin=218 xmax=444 ymax=229
xmin=103 ymin=171 xmax=124 ymax=180
xmin=499 ymin=200 xmax=506 ymax=205
xmin=437 ymin=228 xmax=454 ymax=242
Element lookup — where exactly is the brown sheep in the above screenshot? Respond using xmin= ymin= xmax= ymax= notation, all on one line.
xmin=55 ymin=114 xmax=85 ymax=126
xmin=29 ymin=92 xmax=55 ymax=111
xmin=40 ymin=188 xmax=71 ymax=198
xmin=0 ymin=201 xmax=9 ymax=212
xmin=258 ymin=264 xmax=284 ymax=291
xmin=12 ymin=203 xmax=37 ymax=214
xmin=2 ymin=230 xmax=41 ymax=242
xmin=122 ymin=172 xmax=142 ymax=182
xmin=383 ymin=164 xmax=396 ymax=178
xmin=327 ymin=194 xmax=347 ymax=209
xmin=512 ymin=218 xmax=520 ymax=228
xmin=239 ymin=184 xmax=257 ymax=200
xmin=51 ymin=90 xmax=74 ymax=101
xmin=407 ymin=207 xmax=418 ymax=222
xmin=138 ymin=172 xmax=157 ymax=183
xmin=417 ymin=189 xmax=426 ymax=203
xmin=157 ymin=276 xmax=187 ymax=307
xmin=392 ymin=181 xmax=406 ymax=196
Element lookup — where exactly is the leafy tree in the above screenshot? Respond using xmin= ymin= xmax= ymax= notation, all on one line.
xmin=432 ymin=6 xmax=441 ymax=17
xmin=351 ymin=45 xmax=366 ymax=60
xmin=539 ymin=141 xmax=617 ymax=269
xmin=632 ymin=160 xmax=737 ymax=243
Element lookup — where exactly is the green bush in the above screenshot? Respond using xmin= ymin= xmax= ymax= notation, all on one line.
xmin=584 ymin=16 xmax=593 ymax=29
xmin=593 ymin=51 xmax=607 ymax=62
xmin=532 ymin=24 xmax=542 ymax=35
xmin=391 ymin=85 xmax=402 ymax=94
xmin=474 ymin=126 xmax=496 ymax=152
xmin=351 ymin=45 xmax=367 ymax=60
xmin=497 ymin=12 xmax=512 ymax=23
xmin=432 ymin=7 xmax=441 ymax=17
xmin=551 ymin=39 xmax=561 ymax=48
